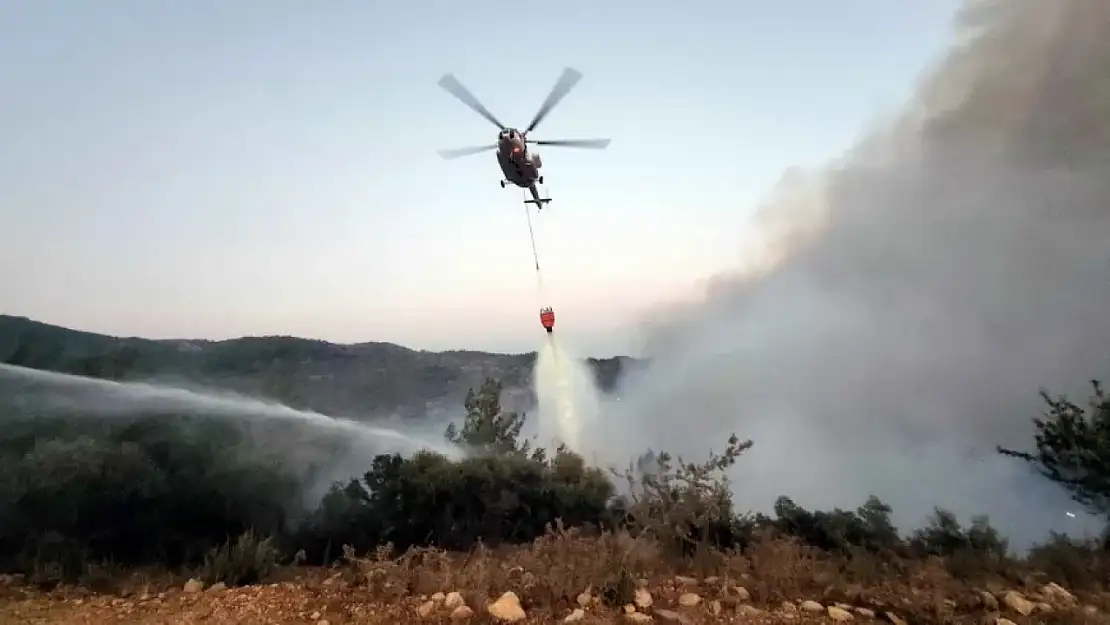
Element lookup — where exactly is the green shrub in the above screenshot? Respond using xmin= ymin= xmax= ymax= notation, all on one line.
xmin=766 ymin=495 xmax=902 ymax=555
xmin=908 ymin=508 xmax=1011 ymax=579
xmin=612 ymin=435 xmax=753 ymax=556
xmin=1026 ymin=532 xmax=1110 ymax=590
xmin=0 ymin=412 xmax=299 ymax=578
xmin=196 ymin=530 xmax=281 ymax=587
xmin=300 ymin=448 xmax=614 ymax=555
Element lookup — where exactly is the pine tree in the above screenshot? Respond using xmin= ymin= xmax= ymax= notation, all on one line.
xmin=998 ymin=380 xmax=1110 ymax=518
xmin=444 ymin=378 xmax=529 ymax=456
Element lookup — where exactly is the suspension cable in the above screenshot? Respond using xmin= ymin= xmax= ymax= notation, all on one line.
xmin=522 ymin=191 xmax=547 ymax=306
xmin=522 ymin=201 xmax=541 ymax=272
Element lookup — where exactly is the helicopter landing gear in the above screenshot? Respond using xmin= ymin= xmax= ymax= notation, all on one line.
xmin=538 ymin=176 xmax=544 ymax=184
xmin=500 ymin=180 xmax=506 ymax=188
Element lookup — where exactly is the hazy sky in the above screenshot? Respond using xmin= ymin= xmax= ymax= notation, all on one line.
xmin=1 ymin=1 xmax=960 ymax=355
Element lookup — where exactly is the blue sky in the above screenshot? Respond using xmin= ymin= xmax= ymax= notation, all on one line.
xmin=0 ymin=0 xmax=961 ymax=355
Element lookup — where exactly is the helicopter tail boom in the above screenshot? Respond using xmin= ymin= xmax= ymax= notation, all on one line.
xmin=523 ymin=184 xmax=551 ymax=209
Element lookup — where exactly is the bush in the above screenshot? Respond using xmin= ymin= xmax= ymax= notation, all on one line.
xmin=297 ymin=379 xmax=616 ymax=557
xmin=909 ymin=508 xmax=1011 ymax=579
xmin=765 ymin=495 xmax=902 ymax=555
xmin=0 ymin=414 xmax=299 ymax=578
xmin=299 ymin=448 xmax=614 ymax=556
xmin=611 ymin=435 xmax=753 ymax=557
xmin=196 ymin=530 xmax=281 ymax=587
xmin=1026 ymin=532 xmax=1110 ymax=591
xmin=342 ymin=522 xmax=657 ymax=611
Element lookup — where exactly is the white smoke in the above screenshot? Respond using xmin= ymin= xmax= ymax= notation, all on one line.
xmin=601 ymin=0 xmax=1110 ymax=547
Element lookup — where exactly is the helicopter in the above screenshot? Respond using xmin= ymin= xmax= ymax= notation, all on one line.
xmin=436 ymin=67 xmax=611 ymax=209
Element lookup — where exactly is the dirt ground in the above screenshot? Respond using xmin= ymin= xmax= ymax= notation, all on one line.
xmin=1 ymin=567 xmax=1105 ymax=625
xmin=0 ymin=576 xmax=892 ymax=625
xmin=3 ymin=534 xmax=1109 ymax=625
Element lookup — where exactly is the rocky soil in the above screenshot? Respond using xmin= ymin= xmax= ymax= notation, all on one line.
xmin=2 ymin=566 xmax=1105 ymax=625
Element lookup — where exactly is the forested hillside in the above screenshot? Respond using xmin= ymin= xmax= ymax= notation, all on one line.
xmin=0 ymin=315 xmax=634 ymax=418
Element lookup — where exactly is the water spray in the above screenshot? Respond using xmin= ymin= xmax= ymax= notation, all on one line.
xmin=537 ymin=336 xmax=583 ymax=453
xmin=521 ymin=203 xmax=588 ymax=454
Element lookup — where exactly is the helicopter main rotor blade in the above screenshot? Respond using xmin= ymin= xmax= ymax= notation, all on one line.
xmin=437 ymin=74 xmax=506 ymax=130
xmin=437 ymin=144 xmax=498 ymax=159
xmin=528 ymin=138 xmax=611 ymax=149
xmin=524 ymin=67 xmax=583 ymax=134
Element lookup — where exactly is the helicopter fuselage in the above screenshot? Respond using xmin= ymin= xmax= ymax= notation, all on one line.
xmin=496 ymin=128 xmax=542 ymax=188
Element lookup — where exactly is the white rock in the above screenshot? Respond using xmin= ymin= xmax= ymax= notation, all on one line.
xmin=417 ymin=600 xmax=437 ymax=617
xmin=1002 ymin=591 xmax=1034 ymax=616
xmin=487 ymin=591 xmax=526 ymax=622
xmin=1042 ymin=582 xmax=1077 ymax=606
xmin=564 ymin=608 xmax=585 ymax=622
xmin=677 ymin=592 xmax=701 ymax=607
xmin=800 ymin=600 xmax=824 ymax=613
xmin=450 ymin=605 xmax=475 ymax=620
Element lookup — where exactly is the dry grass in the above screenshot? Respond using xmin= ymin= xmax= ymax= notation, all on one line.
xmin=3 ymin=528 xmax=1110 ymax=624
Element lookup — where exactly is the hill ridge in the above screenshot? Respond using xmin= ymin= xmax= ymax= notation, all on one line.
xmin=0 ymin=314 xmax=635 ymax=419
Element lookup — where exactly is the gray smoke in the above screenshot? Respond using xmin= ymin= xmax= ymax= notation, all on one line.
xmin=605 ymin=0 xmax=1110 ymax=547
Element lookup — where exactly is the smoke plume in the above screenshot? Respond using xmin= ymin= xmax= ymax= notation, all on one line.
xmin=608 ymin=0 xmax=1110 ymax=546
